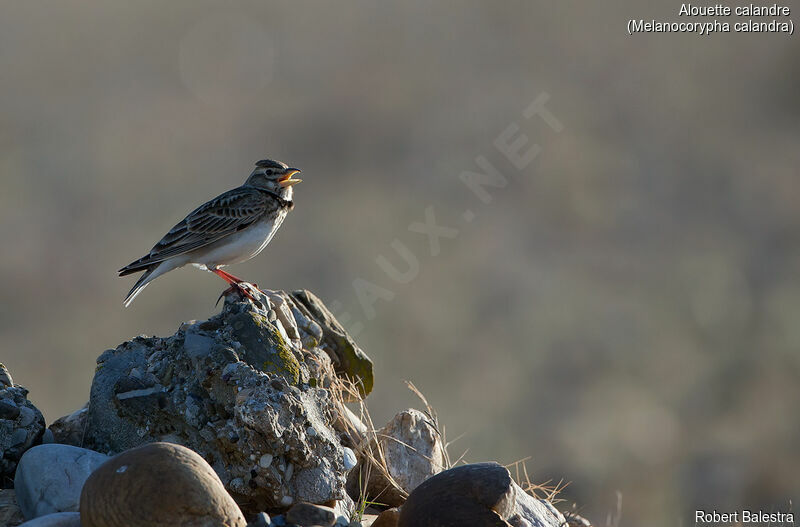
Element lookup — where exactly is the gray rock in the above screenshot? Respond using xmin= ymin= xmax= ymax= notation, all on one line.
xmin=348 ymin=409 xmax=445 ymax=507
xmin=47 ymin=404 xmax=88 ymax=448
xmin=17 ymin=512 xmax=81 ymax=527
xmin=342 ymin=447 xmax=357 ymax=471
xmin=0 ymin=363 xmax=13 ymax=388
xmin=83 ymin=288 xmax=372 ymax=515
xmin=17 ymin=407 xmax=36 ymax=427
xmin=286 ymin=502 xmax=337 ymax=526
xmin=0 ymin=489 xmax=26 ymax=526
xmin=0 ymin=399 xmax=20 ymax=420
xmin=291 ymin=291 xmax=374 ymax=398
xmin=247 ymin=512 xmax=270 ymax=527
xmin=508 ymin=481 xmax=566 ymax=527
xmin=14 ymin=444 xmax=109 ymax=519
xmin=331 ymin=493 xmax=356 ymax=524
xmin=1 ymin=374 xmax=46 ymax=486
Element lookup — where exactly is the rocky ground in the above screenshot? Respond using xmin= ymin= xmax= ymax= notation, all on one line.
xmin=0 ymin=287 xmax=590 ymax=527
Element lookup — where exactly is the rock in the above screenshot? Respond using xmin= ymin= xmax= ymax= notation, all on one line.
xmin=17 ymin=512 xmax=82 ymax=527
xmin=14 ymin=445 xmax=109 ymax=519
xmin=41 ymin=430 xmax=54 ymax=444
xmin=371 ymin=508 xmax=400 ymax=527
xmin=0 ymin=399 xmax=21 ymax=420
xmin=0 ymin=363 xmax=13 ymax=388
xmin=48 ymin=405 xmax=88 ymax=447
xmin=397 ymin=463 xmax=565 ymax=527
xmin=0 ymin=489 xmax=26 ymax=526
xmin=285 ymin=502 xmax=337 ymax=526
xmin=348 ymin=409 xmax=445 ymax=507
xmin=563 ymin=512 xmax=593 ymax=526
xmin=83 ymin=289 xmax=372 ymax=514
xmin=79 ymin=442 xmax=246 ymax=527
xmin=330 ymin=494 xmax=356 ymax=523
xmin=342 ymin=447 xmax=357 ymax=471
xmin=247 ymin=512 xmax=270 ymax=527
xmin=334 ymin=406 xmax=368 ymax=448
xmin=507 ymin=481 xmax=566 ymax=527
xmin=0 ymin=370 xmax=46 ymax=487
xmin=291 ymin=291 xmax=374 ymax=397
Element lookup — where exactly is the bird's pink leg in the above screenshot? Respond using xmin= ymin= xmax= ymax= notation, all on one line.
xmin=213 ymin=268 xmax=261 ymax=289
xmin=213 ymin=268 xmax=245 ymax=284
xmin=212 ymin=269 xmax=260 ymax=305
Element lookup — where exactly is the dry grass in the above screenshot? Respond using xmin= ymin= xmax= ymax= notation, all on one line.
xmin=325 ymin=364 xmax=571 ymax=522
xmin=326 ymin=365 xmax=406 ymax=520
xmin=506 ymin=457 xmax=568 ymax=504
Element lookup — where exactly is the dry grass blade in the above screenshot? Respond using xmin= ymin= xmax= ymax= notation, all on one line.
xmin=324 ymin=361 xmax=408 ymax=519
xmin=405 ymin=380 xmax=467 ymax=469
xmin=505 ymin=457 xmax=568 ymax=504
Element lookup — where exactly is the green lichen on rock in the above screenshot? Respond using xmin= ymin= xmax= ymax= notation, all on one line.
xmin=83 ymin=287 xmax=356 ymax=513
xmin=228 ymin=311 xmax=303 ymax=385
xmin=291 ymin=290 xmax=374 ymax=397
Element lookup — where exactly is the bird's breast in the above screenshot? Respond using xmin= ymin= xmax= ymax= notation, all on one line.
xmin=191 ymin=212 xmax=286 ymax=267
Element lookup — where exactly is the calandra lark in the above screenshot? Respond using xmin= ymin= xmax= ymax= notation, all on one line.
xmin=119 ymin=159 xmax=301 ymax=306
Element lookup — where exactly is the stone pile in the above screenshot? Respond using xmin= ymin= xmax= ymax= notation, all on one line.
xmin=1 ymin=363 xmax=46 ymax=487
xmin=1 ymin=287 xmax=582 ymax=527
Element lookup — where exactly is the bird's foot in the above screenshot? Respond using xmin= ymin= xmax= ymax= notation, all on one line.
xmin=215 ymin=282 xmax=264 ymax=308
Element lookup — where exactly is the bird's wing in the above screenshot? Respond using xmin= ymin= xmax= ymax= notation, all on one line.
xmin=119 ymin=186 xmax=271 ymax=274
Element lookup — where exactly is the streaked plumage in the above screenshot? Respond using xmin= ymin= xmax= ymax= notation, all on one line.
xmin=119 ymin=159 xmax=301 ymax=306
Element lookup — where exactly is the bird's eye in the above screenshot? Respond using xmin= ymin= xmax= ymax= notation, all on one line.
xmin=265 ymin=169 xmax=273 ymax=175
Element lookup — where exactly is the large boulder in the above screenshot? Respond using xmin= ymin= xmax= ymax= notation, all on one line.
xmin=83 ymin=289 xmax=372 ymax=514
xmin=397 ymin=463 xmax=565 ymax=527
xmin=80 ymin=442 xmax=245 ymax=527
xmin=0 ymin=364 xmax=46 ymax=487
xmin=14 ymin=445 xmax=109 ymax=519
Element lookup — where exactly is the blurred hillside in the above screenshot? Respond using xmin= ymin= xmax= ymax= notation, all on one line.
xmin=1 ymin=2 xmax=798 ymax=525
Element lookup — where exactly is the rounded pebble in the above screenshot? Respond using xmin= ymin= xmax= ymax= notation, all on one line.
xmin=342 ymin=447 xmax=357 ymax=471
xmin=259 ymin=453 xmax=273 ymax=468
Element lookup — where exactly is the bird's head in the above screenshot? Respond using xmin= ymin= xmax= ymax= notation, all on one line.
xmin=245 ymin=159 xmax=302 ymax=200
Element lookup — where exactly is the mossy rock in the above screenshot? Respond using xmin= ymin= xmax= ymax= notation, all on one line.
xmin=291 ymin=290 xmax=374 ymax=397
xmin=228 ymin=311 xmax=303 ymax=385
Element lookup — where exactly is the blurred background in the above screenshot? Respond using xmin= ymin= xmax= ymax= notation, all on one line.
xmin=1 ymin=2 xmax=798 ymax=525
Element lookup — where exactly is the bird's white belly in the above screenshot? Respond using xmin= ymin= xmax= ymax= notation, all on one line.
xmin=192 ymin=213 xmax=285 ymax=268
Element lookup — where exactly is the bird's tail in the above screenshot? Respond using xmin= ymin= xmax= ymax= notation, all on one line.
xmin=123 ymin=266 xmax=157 ymax=307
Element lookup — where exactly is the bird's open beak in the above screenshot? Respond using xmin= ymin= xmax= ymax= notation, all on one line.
xmin=279 ymin=168 xmax=302 ymax=187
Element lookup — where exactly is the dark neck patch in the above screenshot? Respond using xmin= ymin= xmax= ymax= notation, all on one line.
xmin=257 ymin=188 xmax=293 ymax=210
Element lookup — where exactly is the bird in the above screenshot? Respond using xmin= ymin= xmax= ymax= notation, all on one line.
xmin=118 ymin=159 xmax=302 ymax=307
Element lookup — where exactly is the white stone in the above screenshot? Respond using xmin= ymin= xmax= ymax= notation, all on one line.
xmin=352 ymin=409 xmax=445 ymax=507
xmin=507 ymin=481 xmax=567 ymax=527
xmin=342 ymin=447 xmax=357 ymax=471
xmin=259 ymin=453 xmax=273 ymax=468
xmin=14 ymin=444 xmax=109 ymax=519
